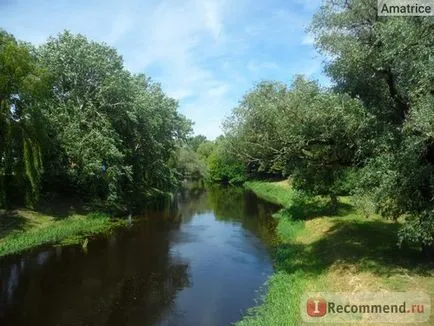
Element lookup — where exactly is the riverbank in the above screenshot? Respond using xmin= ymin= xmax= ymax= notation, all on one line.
xmin=239 ymin=181 xmax=434 ymax=325
xmin=0 ymin=209 xmax=127 ymax=257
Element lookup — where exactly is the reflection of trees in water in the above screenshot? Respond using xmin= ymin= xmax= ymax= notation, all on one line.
xmin=169 ymin=184 xmax=278 ymax=244
xmin=0 ymin=185 xmax=277 ymax=326
xmin=174 ymin=182 xmax=210 ymax=224
xmin=0 ymin=261 xmax=20 ymax=313
xmin=0 ymin=249 xmax=55 ymax=317
xmin=137 ymin=180 xmax=208 ymax=224
xmin=207 ymin=186 xmax=279 ymax=245
xmin=0 ymin=219 xmax=191 ymax=326
xmin=139 ymin=182 xmax=278 ymax=237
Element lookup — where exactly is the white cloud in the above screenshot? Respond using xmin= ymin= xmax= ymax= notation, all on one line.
xmin=206 ymin=84 xmax=229 ymax=97
xmin=200 ymin=0 xmax=225 ymax=40
xmin=106 ymin=9 xmax=135 ymax=45
xmin=1 ymin=0 xmax=329 ymax=139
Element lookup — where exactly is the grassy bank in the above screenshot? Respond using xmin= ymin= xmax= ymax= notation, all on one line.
xmin=239 ymin=181 xmax=434 ymax=326
xmin=0 ymin=209 xmax=127 ymax=257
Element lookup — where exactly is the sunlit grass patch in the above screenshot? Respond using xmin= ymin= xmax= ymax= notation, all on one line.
xmin=0 ymin=211 xmax=127 ymax=257
xmin=244 ymin=181 xmax=295 ymax=207
xmin=238 ymin=180 xmax=434 ymax=326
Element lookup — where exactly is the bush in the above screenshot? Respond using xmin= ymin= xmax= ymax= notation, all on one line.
xmin=207 ymin=149 xmax=246 ymax=185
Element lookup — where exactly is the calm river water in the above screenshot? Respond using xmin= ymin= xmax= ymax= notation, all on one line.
xmin=0 ymin=185 xmax=279 ymax=326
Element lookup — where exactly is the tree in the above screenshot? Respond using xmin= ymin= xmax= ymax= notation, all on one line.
xmin=125 ymin=75 xmax=192 ymax=207
xmin=224 ymin=76 xmax=370 ymax=210
xmin=176 ymin=146 xmax=207 ymax=180
xmin=206 ymin=137 xmax=246 ymax=185
xmin=0 ymin=30 xmax=48 ymax=207
xmin=1 ymin=29 xmax=192 ymax=213
xmin=310 ymin=0 xmax=434 ymax=249
xmin=37 ymin=31 xmax=133 ymax=209
xmin=196 ymin=141 xmax=215 ymax=161
xmin=187 ymin=135 xmax=207 ymax=152
xmin=223 ymin=81 xmax=291 ymax=177
xmin=283 ymin=84 xmax=369 ymax=211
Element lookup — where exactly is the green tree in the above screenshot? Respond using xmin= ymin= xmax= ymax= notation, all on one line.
xmin=206 ymin=137 xmax=246 ymax=185
xmin=224 ymin=81 xmax=290 ymax=177
xmin=196 ymin=141 xmax=215 ymax=161
xmin=224 ymin=77 xmax=370 ymax=210
xmin=38 ymin=31 xmax=132 ymax=208
xmin=310 ymin=0 xmax=434 ymax=249
xmin=0 ymin=30 xmax=48 ymax=207
xmin=187 ymin=135 xmax=207 ymax=152
xmin=37 ymin=31 xmax=191 ymax=211
xmin=176 ymin=146 xmax=207 ymax=180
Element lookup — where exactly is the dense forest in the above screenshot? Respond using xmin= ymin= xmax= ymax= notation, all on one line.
xmin=1 ymin=0 xmax=433 ymax=252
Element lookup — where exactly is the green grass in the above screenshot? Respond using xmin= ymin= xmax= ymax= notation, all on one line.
xmin=0 ymin=210 xmax=127 ymax=257
xmin=244 ymin=181 xmax=294 ymax=207
xmin=240 ymin=180 xmax=434 ymax=326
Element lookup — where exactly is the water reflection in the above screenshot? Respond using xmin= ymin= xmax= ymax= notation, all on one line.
xmin=0 ymin=185 xmax=278 ymax=326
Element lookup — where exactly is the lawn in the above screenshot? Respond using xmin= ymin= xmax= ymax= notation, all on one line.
xmin=239 ymin=181 xmax=434 ymax=326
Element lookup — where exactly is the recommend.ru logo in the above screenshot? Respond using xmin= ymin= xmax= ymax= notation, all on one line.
xmin=302 ymin=292 xmax=431 ymax=323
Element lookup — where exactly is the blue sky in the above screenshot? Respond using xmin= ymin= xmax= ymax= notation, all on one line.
xmin=1 ymin=0 xmax=329 ymax=139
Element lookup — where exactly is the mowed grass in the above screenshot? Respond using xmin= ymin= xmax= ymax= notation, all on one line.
xmin=0 ymin=209 xmax=127 ymax=257
xmin=239 ymin=181 xmax=434 ymax=326
xmin=244 ymin=181 xmax=293 ymax=207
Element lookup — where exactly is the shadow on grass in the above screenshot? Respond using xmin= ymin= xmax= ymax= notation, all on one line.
xmin=275 ymin=218 xmax=434 ymax=278
xmin=0 ymin=210 xmax=29 ymax=238
xmin=282 ymin=196 xmax=355 ymax=221
xmin=0 ymin=196 xmax=103 ymax=239
xmin=34 ymin=195 xmax=92 ymax=220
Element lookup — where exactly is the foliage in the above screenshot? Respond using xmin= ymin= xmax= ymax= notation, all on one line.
xmin=0 ymin=30 xmax=49 ymax=208
xmin=196 ymin=140 xmax=215 ymax=161
xmin=223 ymin=81 xmax=291 ymax=176
xmin=222 ymin=1 xmax=433 ymax=249
xmin=175 ymin=146 xmax=207 ymax=180
xmin=186 ymin=134 xmax=207 ymax=152
xmin=0 ymin=30 xmax=192 ymax=213
xmin=225 ymin=77 xmax=371 ymax=210
xmin=206 ymin=138 xmax=247 ymax=185
xmin=238 ymin=181 xmax=434 ymax=325
xmin=309 ymin=0 xmax=433 ymax=247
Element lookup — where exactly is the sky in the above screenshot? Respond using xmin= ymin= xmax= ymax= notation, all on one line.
xmin=1 ymin=0 xmax=329 ymax=139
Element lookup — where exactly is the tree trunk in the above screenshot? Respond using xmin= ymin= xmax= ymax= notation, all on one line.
xmin=384 ymin=68 xmax=409 ymax=122
xmin=330 ymin=193 xmax=338 ymax=215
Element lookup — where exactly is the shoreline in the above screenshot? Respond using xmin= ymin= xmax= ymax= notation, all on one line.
xmin=0 ymin=209 xmax=127 ymax=257
xmin=238 ymin=180 xmax=434 ymax=325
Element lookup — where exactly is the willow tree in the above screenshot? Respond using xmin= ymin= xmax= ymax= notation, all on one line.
xmin=0 ymin=30 xmax=47 ymax=207
xmin=223 ymin=81 xmax=291 ymax=177
xmin=310 ymin=0 xmax=434 ymax=250
xmin=224 ymin=77 xmax=370 ymax=210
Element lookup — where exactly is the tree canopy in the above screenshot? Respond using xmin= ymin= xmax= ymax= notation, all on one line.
xmin=1 ymin=1 xmax=433 ymax=250
xmin=220 ymin=0 xmax=433 ymax=251
xmin=0 ymin=30 xmax=192 ymax=213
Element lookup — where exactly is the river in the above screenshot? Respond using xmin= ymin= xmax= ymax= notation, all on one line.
xmin=0 ymin=185 xmax=279 ymax=326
